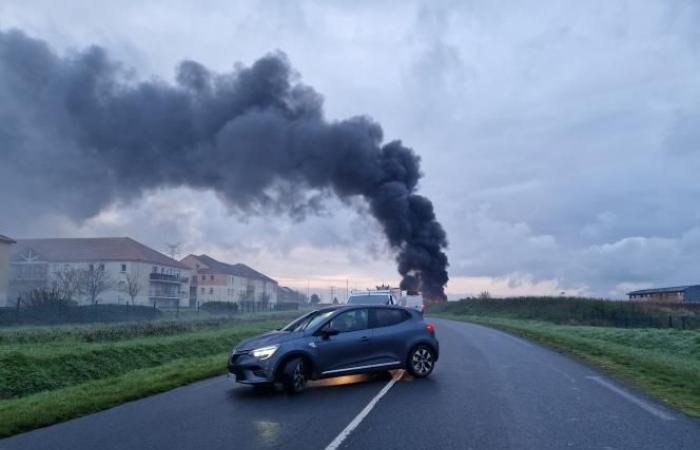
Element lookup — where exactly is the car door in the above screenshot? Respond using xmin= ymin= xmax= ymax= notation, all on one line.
xmin=367 ymin=308 xmax=412 ymax=365
xmin=315 ymin=308 xmax=372 ymax=375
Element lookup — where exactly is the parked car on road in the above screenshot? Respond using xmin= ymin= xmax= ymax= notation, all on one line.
xmin=228 ymin=305 xmax=439 ymax=393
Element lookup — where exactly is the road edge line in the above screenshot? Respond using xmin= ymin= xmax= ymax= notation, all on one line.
xmin=323 ymin=373 xmax=401 ymax=450
xmin=586 ymin=376 xmax=676 ymax=421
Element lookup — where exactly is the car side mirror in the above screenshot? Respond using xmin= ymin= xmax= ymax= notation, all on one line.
xmin=319 ymin=328 xmax=339 ymax=339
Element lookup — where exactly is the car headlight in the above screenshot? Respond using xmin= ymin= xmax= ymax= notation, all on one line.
xmin=251 ymin=345 xmax=279 ymax=360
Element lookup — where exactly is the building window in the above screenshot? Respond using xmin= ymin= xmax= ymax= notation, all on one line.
xmin=121 ymin=264 xmax=127 ymax=272
xmin=98 ymin=263 xmax=105 ymax=271
xmin=153 ymin=266 xmax=158 ymax=273
xmin=200 ymin=287 xmax=205 ymax=294
xmin=209 ymin=288 xmax=214 ymax=294
xmin=89 ymin=264 xmax=94 ymax=271
xmin=210 ymin=275 xmax=214 ymax=281
xmin=201 ymin=275 xmax=205 ymax=281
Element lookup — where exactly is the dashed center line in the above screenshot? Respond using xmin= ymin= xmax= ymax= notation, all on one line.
xmin=323 ymin=371 xmax=403 ymax=450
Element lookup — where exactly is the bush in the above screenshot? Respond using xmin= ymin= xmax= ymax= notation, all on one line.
xmin=199 ymin=301 xmax=239 ymax=315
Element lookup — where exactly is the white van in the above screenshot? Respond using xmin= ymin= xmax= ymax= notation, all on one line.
xmin=398 ymin=292 xmax=425 ymax=313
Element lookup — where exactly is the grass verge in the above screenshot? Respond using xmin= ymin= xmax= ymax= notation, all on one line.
xmin=433 ymin=314 xmax=700 ymax=419
xmin=0 ymin=314 xmax=299 ymax=437
xmin=0 ymin=353 xmax=227 ymax=437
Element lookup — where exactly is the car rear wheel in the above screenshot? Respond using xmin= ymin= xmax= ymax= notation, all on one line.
xmin=281 ymin=357 xmax=307 ymax=394
xmin=407 ymin=345 xmax=435 ymax=378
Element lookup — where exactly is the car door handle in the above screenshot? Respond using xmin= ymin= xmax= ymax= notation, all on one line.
xmin=361 ymin=336 xmax=370 ymax=342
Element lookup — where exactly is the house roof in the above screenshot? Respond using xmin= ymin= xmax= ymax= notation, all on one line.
xmin=0 ymin=234 xmax=16 ymax=244
xmin=627 ymin=285 xmax=699 ymax=295
xmin=12 ymin=237 xmax=188 ymax=269
xmin=187 ymin=254 xmax=277 ymax=284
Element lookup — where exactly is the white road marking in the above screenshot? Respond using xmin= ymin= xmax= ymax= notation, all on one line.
xmin=323 ymin=372 xmax=402 ymax=450
xmin=586 ymin=376 xmax=675 ymax=421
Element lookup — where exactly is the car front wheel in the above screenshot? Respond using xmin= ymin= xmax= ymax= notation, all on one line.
xmin=281 ymin=357 xmax=307 ymax=394
xmin=407 ymin=345 xmax=435 ymax=378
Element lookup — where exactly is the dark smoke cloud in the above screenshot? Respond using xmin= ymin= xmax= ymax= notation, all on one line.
xmin=0 ymin=29 xmax=449 ymax=299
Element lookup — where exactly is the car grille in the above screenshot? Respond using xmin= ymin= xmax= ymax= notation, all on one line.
xmin=230 ymin=350 xmax=250 ymax=365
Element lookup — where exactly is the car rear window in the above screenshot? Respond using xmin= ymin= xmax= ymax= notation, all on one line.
xmin=347 ymin=294 xmax=390 ymax=305
xmin=372 ymin=308 xmax=409 ymax=328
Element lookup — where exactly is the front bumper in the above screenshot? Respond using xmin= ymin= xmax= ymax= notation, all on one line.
xmin=228 ymin=351 xmax=275 ymax=384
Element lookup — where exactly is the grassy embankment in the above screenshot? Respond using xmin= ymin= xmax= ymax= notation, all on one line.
xmin=429 ymin=298 xmax=700 ymax=419
xmin=0 ymin=311 xmax=301 ymax=437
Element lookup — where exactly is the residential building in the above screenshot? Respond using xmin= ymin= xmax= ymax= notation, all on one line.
xmin=278 ymin=286 xmax=307 ymax=304
xmin=627 ymin=285 xmax=700 ymax=303
xmin=0 ymin=235 xmax=16 ymax=306
xmin=9 ymin=237 xmax=191 ymax=307
xmin=181 ymin=254 xmax=278 ymax=307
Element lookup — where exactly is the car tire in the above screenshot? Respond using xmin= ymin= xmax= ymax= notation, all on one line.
xmin=281 ymin=357 xmax=307 ymax=394
xmin=407 ymin=345 xmax=435 ymax=378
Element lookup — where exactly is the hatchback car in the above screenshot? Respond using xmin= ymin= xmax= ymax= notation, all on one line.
xmin=228 ymin=305 xmax=439 ymax=393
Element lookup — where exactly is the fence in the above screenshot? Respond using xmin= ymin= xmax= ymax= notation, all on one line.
xmin=0 ymin=304 xmax=161 ymax=326
xmin=199 ymin=301 xmax=300 ymax=316
xmin=430 ymin=297 xmax=700 ymax=331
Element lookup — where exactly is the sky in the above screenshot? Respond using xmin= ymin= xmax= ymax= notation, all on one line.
xmin=1 ymin=0 xmax=699 ymax=299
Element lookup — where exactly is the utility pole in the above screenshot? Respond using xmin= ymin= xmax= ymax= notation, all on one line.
xmin=346 ymin=279 xmax=349 ymax=302
xmin=331 ymin=286 xmax=334 ymax=303
xmin=166 ymin=242 xmax=182 ymax=261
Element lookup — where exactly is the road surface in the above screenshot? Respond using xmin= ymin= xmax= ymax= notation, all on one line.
xmin=1 ymin=318 xmax=699 ymax=450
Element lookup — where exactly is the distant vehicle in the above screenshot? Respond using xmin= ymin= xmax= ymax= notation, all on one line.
xmin=346 ymin=288 xmax=400 ymax=306
xmin=398 ymin=291 xmax=425 ymax=313
xmin=228 ymin=305 xmax=440 ymax=393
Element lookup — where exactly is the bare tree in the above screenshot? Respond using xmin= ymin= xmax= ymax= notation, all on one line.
xmin=81 ymin=266 xmax=113 ymax=305
xmin=53 ymin=267 xmax=84 ymax=302
xmin=120 ymin=269 xmax=142 ymax=305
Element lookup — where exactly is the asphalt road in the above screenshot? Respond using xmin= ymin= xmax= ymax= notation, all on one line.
xmin=2 ymin=318 xmax=699 ymax=450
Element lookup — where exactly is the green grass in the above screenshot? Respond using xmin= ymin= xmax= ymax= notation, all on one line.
xmin=434 ymin=314 xmax=700 ymax=419
xmin=0 ymin=313 xmax=300 ymax=437
xmin=0 ymin=353 xmax=227 ymax=437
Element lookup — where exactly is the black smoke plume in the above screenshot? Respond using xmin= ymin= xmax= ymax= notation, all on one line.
xmin=0 ymin=29 xmax=449 ymax=300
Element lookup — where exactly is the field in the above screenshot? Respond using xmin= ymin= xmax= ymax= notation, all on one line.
xmin=0 ymin=311 xmax=302 ymax=437
xmin=430 ymin=297 xmax=700 ymax=419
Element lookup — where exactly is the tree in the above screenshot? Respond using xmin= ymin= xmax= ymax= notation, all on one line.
xmin=310 ymin=293 xmax=321 ymax=305
xmin=53 ymin=267 xmax=84 ymax=302
xmin=120 ymin=269 xmax=142 ymax=305
xmin=81 ymin=266 xmax=113 ymax=305
xmin=478 ymin=291 xmax=491 ymax=300
xmin=332 ymin=297 xmax=339 ymax=305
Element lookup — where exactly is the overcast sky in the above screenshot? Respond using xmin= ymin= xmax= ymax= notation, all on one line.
xmin=2 ymin=0 xmax=699 ymax=298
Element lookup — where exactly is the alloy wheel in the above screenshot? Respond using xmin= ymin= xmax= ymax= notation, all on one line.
xmin=411 ymin=348 xmax=434 ymax=376
xmin=293 ymin=361 xmax=306 ymax=391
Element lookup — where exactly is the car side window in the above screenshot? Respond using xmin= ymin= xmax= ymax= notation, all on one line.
xmin=373 ymin=308 xmax=409 ymax=328
xmin=328 ymin=309 xmax=369 ymax=333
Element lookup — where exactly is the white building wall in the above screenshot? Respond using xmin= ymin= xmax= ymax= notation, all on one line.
xmin=44 ymin=260 xmax=190 ymax=307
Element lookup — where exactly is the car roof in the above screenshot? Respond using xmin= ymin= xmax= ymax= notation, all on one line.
xmin=312 ymin=304 xmax=413 ymax=314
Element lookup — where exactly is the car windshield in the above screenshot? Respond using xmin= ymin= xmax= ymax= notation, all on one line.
xmin=281 ymin=310 xmax=335 ymax=332
xmin=347 ymin=294 xmax=389 ymax=305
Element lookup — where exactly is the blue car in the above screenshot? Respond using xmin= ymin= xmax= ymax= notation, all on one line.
xmin=228 ymin=305 xmax=439 ymax=393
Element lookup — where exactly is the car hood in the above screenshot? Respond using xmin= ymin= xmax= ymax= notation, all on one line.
xmin=234 ymin=330 xmax=304 ymax=351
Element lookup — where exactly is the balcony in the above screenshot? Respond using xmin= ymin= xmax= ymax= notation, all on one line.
xmin=150 ymin=273 xmax=188 ymax=284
